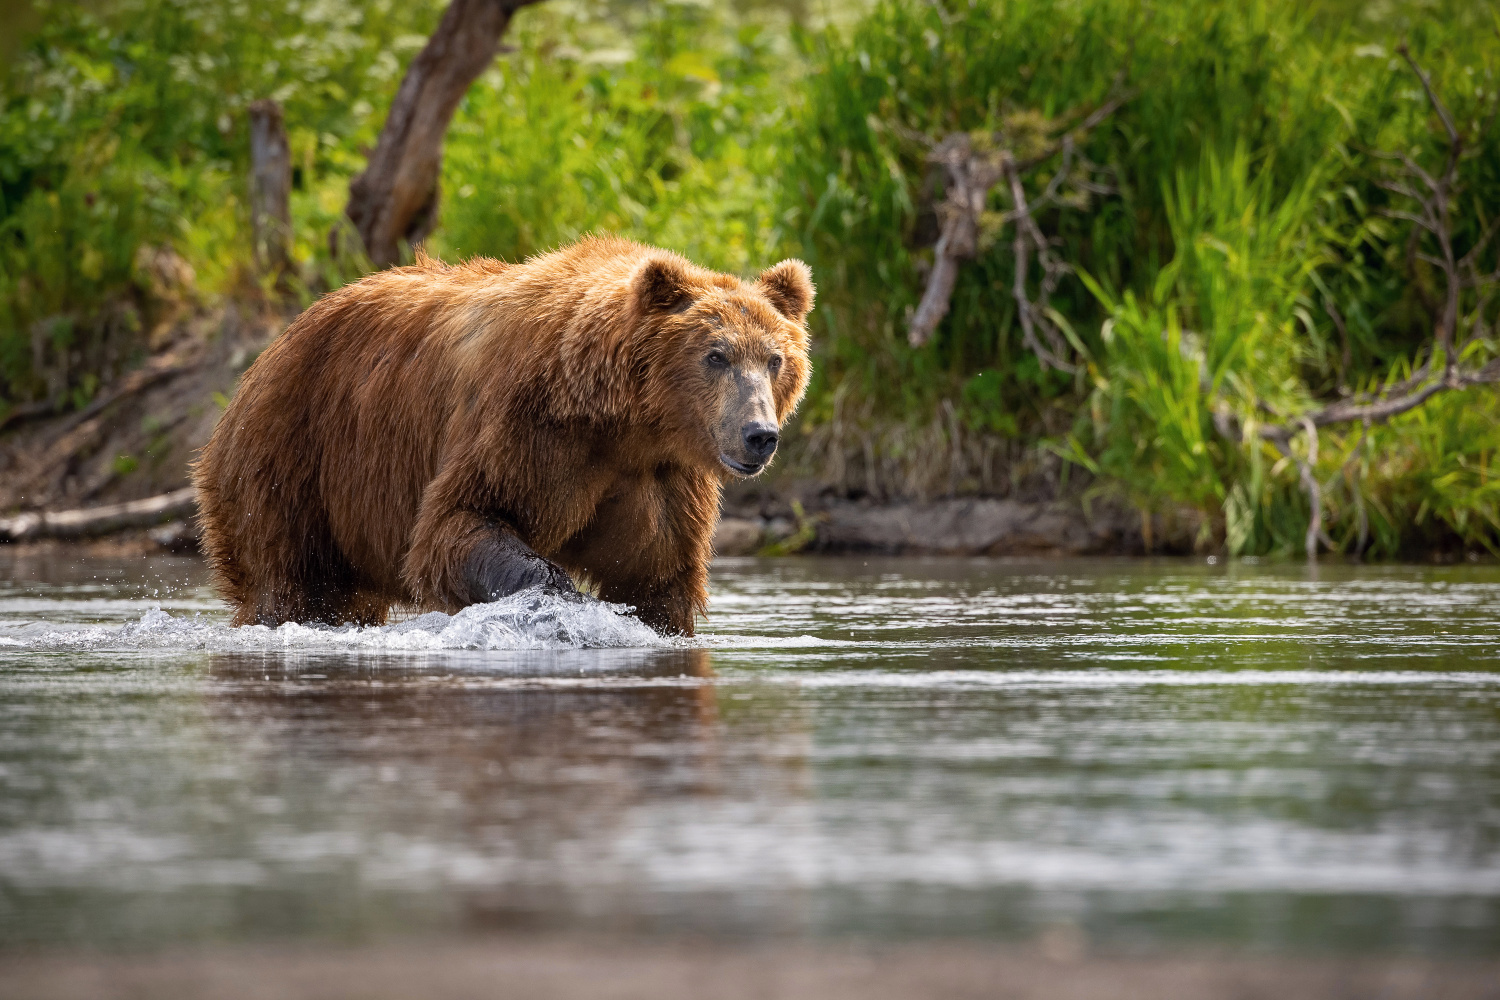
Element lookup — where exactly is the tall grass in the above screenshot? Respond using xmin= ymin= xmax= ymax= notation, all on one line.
xmin=783 ymin=0 xmax=1500 ymax=554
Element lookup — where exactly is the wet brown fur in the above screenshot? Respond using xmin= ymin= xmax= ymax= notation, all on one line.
xmin=192 ymin=236 xmax=813 ymax=634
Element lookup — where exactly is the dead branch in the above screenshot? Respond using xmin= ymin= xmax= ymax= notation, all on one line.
xmin=0 ymin=488 xmax=196 ymax=543
xmin=906 ymin=88 xmax=1130 ymax=354
xmin=1004 ymin=151 xmax=1078 ymax=371
xmin=1398 ymin=42 xmax=1461 ymax=148
xmin=1270 ymin=417 xmax=1323 ymax=560
xmin=907 ymin=134 xmax=993 ymax=346
xmin=1013 ymin=87 xmax=1133 ymax=173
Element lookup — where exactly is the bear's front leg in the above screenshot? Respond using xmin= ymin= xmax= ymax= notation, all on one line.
xmin=598 ymin=564 xmax=707 ymax=637
xmin=463 ymin=529 xmax=578 ymax=605
xmin=405 ymin=508 xmax=577 ymax=612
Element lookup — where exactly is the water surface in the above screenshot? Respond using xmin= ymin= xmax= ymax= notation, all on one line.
xmin=1 ymin=552 xmax=1497 ymax=954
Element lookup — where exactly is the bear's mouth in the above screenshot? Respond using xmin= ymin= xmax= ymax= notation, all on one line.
xmin=719 ymin=454 xmax=764 ymax=477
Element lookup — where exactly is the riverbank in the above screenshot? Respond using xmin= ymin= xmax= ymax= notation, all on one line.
xmin=0 ymin=303 xmax=1475 ymax=563
xmin=715 ymin=491 xmax=1144 ymax=557
xmin=0 ymin=301 xmax=285 ymax=516
xmin=6 ymin=937 xmax=1497 ymax=1000
xmin=0 ymin=303 xmax=1151 ymax=560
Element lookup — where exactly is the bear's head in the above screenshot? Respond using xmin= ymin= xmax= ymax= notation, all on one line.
xmin=629 ymin=253 xmax=814 ymax=479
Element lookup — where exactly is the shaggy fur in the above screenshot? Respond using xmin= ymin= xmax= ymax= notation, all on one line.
xmin=193 ymin=236 xmax=813 ymax=635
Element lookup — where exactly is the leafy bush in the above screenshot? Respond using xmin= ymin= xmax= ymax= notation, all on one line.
xmin=0 ymin=0 xmax=450 ymax=407
xmin=434 ymin=0 xmax=791 ymax=276
xmin=783 ymin=0 xmax=1500 ymax=553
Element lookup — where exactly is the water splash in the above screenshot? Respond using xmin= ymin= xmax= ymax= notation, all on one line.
xmin=0 ymin=587 xmax=664 ymax=652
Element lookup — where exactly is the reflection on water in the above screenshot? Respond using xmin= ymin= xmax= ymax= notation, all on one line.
xmin=1 ymin=552 xmax=1498 ymax=954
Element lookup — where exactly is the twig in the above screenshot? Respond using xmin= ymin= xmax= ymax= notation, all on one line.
xmin=0 ymin=399 xmax=58 ymax=432
xmin=1005 ymin=156 xmax=1076 ymax=372
xmin=1271 ymin=417 xmax=1323 ymax=561
xmin=1397 ymin=42 xmax=1460 ymax=147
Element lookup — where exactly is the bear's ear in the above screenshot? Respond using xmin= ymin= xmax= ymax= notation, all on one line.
xmin=634 ymin=256 xmax=694 ymax=314
xmin=755 ymin=259 xmax=815 ymax=323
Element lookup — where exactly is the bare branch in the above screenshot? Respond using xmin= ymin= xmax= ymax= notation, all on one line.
xmin=1006 ymin=157 xmax=1076 ymax=372
xmin=908 ymin=249 xmax=966 ymax=348
xmin=1379 ymin=208 xmax=1439 ymax=232
xmin=1345 ymin=360 xmax=1432 ymax=406
xmin=1293 ymin=380 xmax=1449 ymax=431
xmin=1459 ymin=213 xmax=1500 ymax=270
xmin=907 ymin=134 xmax=984 ymax=347
xmin=1374 ymin=179 xmax=1428 ymax=204
xmin=1015 ymin=86 xmax=1134 ymax=172
xmin=1366 ymin=147 xmax=1441 ymax=194
xmin=905 ymin=88 xmax=1128 ymax=354
xmin=1002 ymin=136 xmax=1075 ymax=224
xmin=1398 ymin=41 xmax=1461 ymax=148
xmin=1249 ymin=359 xmax=1500 ymax=446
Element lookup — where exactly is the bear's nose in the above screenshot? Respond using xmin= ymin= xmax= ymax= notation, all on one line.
xmin=743 ymin=422 xmax=779 ymax=461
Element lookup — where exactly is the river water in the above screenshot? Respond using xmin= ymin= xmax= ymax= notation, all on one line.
xmin=1 ymin=552 xmax=1497 ymax=956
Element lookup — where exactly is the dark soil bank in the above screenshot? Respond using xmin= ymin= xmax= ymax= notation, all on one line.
xmin=715 ymin=493 xmax=1141 ymax=557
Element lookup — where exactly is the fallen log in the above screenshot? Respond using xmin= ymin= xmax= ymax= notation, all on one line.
xmin=0 ymin=488 xmax=197 ymax=543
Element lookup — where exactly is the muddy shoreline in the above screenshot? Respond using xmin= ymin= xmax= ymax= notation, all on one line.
xmin=4 ymin=937 xmax=1497 ymax=1000
xmin=715 ymin=492 xmax=1142 ymax=557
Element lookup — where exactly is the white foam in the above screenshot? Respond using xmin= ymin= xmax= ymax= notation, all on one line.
xmin=2 ymin=587 xmax=665 ymax=653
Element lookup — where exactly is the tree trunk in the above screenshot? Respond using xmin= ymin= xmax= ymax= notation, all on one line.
xmin=345 ymin=0 xmax=539 ymax=269
xmin=248 ymin=99 xmax=293 ymax=282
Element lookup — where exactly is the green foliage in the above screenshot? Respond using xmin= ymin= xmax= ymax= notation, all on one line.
xmin=786 ymin=0 xmax=1500 ymax=554
xmin=1324 ymin=385 xmax=1500 ymax=558
xmin=4 ymin=0 xmax=1500 ymax=557
xmin=1064 ymin=105 xmax=1500 ymax=555
xmin=1068 ymin=146 xmax=1333 ymax=543
xmin=435 ymin=0 xmax=791 ymax=275
xmin=0 ymin=0 xmax=450 ymax=405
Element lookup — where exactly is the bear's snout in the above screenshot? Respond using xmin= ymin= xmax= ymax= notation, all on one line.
xmin=714 ymin=363 xmax=780 ymax=477
xmin=742 ymin=422 xmax=779 ymax=463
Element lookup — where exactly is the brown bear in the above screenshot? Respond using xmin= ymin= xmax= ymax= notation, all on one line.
xmin=192 ymin=236 xmax=813 ymax=635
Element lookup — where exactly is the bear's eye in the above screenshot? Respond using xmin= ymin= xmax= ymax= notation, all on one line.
xmin=706 ymin=350 xmax=729 ymax=368
xmin=768 ymin=355 xmax=783 ymax=375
